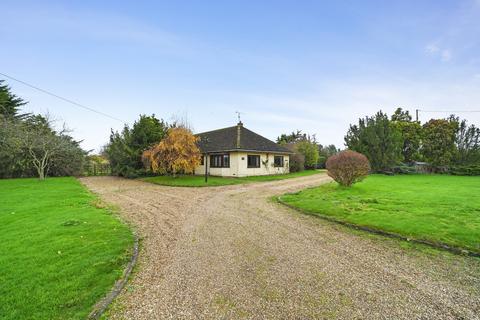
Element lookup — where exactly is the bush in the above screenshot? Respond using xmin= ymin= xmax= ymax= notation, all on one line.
xmin=391 ymin=164 xmax=417 ymax=175
xmin=448 ymin=165 xmax=480 ymax=176
xmin=284 ymin=143 xmax=305 ymax=172
xmin=316 ymin=155 xmax=327 ymax=169
xmin=289 ymin=153 xmax=305 ymax=172
xmin=326 ymin=150 xmax=370 ymax=186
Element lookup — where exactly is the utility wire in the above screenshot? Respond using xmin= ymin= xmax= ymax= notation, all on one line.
xmin=0 ymin=72 xmax=126 ymax=123
xmin=418 ymin=109 xmax=480 ymax=113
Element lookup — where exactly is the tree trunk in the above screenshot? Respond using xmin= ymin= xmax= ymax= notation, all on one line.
xmin=39 ymin=153 xmax=48 ymax=180
xmin=35 ymin=164 xmax=45 ymax=180
xmin=39 ymin=168 xmax=45 ymax=180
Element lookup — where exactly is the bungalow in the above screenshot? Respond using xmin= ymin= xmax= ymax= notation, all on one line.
xmin=195 ymin=122 xmax=292 ymax=177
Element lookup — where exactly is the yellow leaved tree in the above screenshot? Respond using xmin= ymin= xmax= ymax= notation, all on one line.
xmin=142 ymin=127 xmax=201 ymax=177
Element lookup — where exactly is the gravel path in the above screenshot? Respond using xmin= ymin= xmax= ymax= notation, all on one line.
xmin=81 ymin=174 xmax=480 ymax=320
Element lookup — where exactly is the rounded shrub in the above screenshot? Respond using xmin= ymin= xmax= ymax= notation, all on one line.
xmin=326 ymin=150 xmax=370 ymax=187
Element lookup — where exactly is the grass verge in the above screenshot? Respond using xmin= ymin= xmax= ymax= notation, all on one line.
xmin=0 ymin=177 xmax=133 ymax=320
xmin=141 ymin=169 xmax=324 ymax=187
xmin=278 ymin=174 xmax=480 ymax=255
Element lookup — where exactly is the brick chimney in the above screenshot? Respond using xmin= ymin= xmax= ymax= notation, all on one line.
xmin=236 ymin=121 xmax=243 ymax=148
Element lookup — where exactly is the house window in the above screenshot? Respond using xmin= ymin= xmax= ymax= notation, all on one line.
xmin=223 ymin=154 xmax=230 ymax=167
xmin=247 ymin=155 xmax=260 ymax=168
xmin=274 ymin=156 xmax=284 ymax=167
xmin=200 ymin=156 xmax=204 ymax=165
xmin=210 ymin=154 xmax=230 ymax=168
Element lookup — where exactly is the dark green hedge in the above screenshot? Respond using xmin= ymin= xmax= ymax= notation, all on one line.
xmin=449 ymin=165 xmax=480 ymax=176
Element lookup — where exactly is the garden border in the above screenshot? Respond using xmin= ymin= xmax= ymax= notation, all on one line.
xmin=88 ymin=232 xmax=139 ymax=319
xmin=276 ymin=196 xmax=480 ymax=258
xmin=78 ymin=177 xmax=141 ymax=319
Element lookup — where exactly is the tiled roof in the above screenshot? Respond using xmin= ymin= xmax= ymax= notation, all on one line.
xmin=195 ymin=123 xmax=291 ymax=154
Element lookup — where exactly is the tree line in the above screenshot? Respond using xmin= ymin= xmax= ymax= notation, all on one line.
xmin=345 ymin=108 xmax=480 ymax=174
xmin=0 ymin=79 xmax=201 ymax=179
xmin=0 ymin=80 xmax=199 ymax=180
xmin=106 ymin=117 xmax=339 ymax=177
xmin=0 ymin=81 xmax=85 ymax=179
xmin=8 ymin=76 xmax=475 ymax=179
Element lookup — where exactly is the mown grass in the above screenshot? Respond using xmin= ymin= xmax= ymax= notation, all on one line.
xmin=279 ymin=175 xmax=480 ymax=253
xmin=141 ymin=169 xmax=324 ymax=187
xmin=0 ymin=177 xmax=133 ymax=320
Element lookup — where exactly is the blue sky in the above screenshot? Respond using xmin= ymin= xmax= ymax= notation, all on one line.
xmin=2 ymin=0 xmax=480 ymax=151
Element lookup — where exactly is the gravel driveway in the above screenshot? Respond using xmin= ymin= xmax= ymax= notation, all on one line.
xmin=81 ymin=174 xmax=480 ymax=319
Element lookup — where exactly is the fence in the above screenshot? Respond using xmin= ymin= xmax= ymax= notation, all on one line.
xmin=83 ymin=162 xmax=111 ymax=176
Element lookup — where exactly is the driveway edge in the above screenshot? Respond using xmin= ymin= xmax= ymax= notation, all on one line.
xmin=88 ymin=232 xmax=140 ymax=319
xmin=276 ymin=196 xmax=480 ymax=258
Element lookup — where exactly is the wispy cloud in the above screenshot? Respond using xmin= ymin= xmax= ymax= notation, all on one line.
xmin=0 ymin=4 xmax=293 ymax=71
xmin=422 ymin=1 xmax=480 ymax=64
xmin=425 ymin=43 xmax=440 ymax=54
xmin=0 ymin=6 xmax=191 ymax=56
xmin=219 ymin=75 xmax=480 ymax=147
xmin=441 ymin=49 xmax=452 ymax=62
xmin=425 ymin=42 xmax=452 ymax=62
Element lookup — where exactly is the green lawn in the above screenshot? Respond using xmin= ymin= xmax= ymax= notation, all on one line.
xmin=279 ymin=175 xmax=480 ymax=254
xmin=141 ymin=169 xmax=324 ymax=187
xmin=0 ymin=177 xmax=133 ymax=320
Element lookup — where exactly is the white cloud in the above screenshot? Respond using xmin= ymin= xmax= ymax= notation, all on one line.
xmin=441 ymin=49 xmax=452 ymax=62
xmin=424 ymin=42 xmax=452 ymax=62
xmin=425 ymin=43 xmax=440 ymax=54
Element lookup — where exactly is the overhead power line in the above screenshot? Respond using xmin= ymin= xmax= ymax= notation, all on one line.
xmin=418 ymin=109 xmax=480 ymax=113
xmin=415 ymin=108 xmax=480 ymax=121
xmin=0 ymin=72 xmax=126 ymax=123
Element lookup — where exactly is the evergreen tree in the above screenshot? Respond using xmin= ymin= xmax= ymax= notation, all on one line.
xmin=104 ymin=114 xmax=168 ymax=177
xmin=345 ymin=110 xmax=402 ymax=171
xmin=0 ymin=80 xmax=28 ymax=119
xmin=391 ymin=108 xmax=422 ymax=163
xmin=276 ymin=130 xmax=306 ymax=144
xmin=0 ymin=116 xmax=28 ymax=178
xmin=421 ymin=119 xmax=458 ymax=167
xmin=391 ymin=107 xmax=412 ymax=122
xmin=451 ymin=116 xmax=480 ymax=165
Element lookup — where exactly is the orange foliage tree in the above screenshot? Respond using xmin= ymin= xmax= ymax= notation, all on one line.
xmin=142 ymin=127 xmax=201 ymax=177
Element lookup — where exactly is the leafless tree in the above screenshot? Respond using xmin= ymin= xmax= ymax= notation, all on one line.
xmin=18 ymin=114 xmax=83 ymax=179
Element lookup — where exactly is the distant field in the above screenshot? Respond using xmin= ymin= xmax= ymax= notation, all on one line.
xmin=0 ymin=177 xmax=133 ymax=320
xmin=141 ymin=169 xmax=324 ymax=187
xmin=279 ymin=175 xmax=480 ymax=254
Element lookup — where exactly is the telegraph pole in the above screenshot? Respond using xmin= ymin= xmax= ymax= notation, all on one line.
xmin=202 ymin=136 xmax=210 ymax=183
xmin=416 ymin=109 xmax=419 ymax=122
xmin=204 ymin=153 xmax=208 ymax=183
